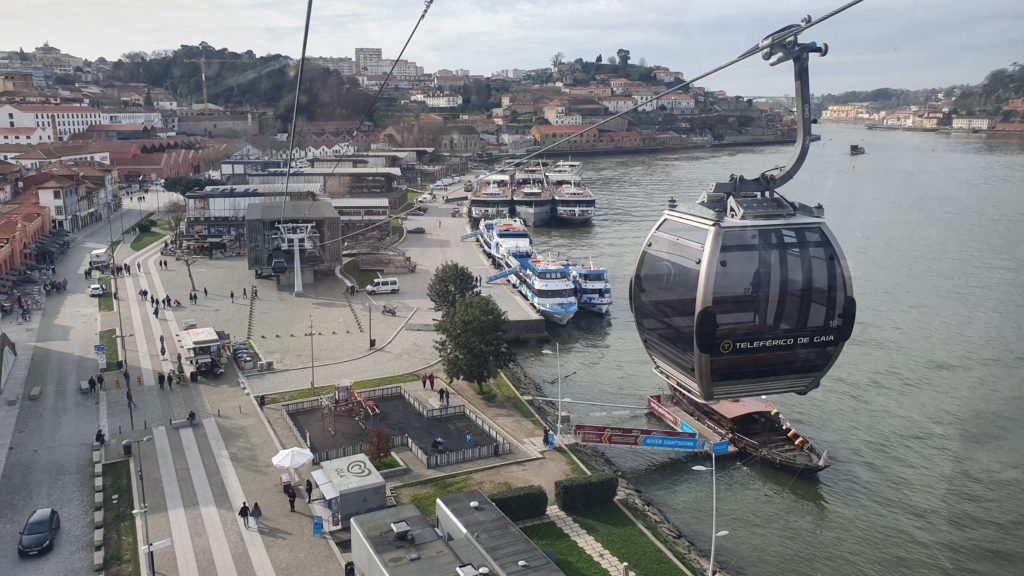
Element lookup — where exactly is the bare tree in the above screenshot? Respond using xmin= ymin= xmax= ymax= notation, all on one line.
xmin=364 ymin=426 xmax=391 ymax=462
xmin=550 ymin=52 xmax=565 ymax=69
xmin=164 ymin=199 xmax=186 ymax=240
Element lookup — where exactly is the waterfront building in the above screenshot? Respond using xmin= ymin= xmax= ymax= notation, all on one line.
xmin=951 ymin=116 xmax=996 ymax=130
xmin=184 ymin=183 xmax=321 ymax=252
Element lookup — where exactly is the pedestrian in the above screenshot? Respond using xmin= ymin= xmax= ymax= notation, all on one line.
xmin=428 ymin=373 xmax=435 ymax=390
xmin=88 ymin=376 xmax=97 ymax=394
xmin=252 ymin=287 xmax=258 ymax=300
xmin=136 ymin=261 xmax=142 ymax=273
xmin=287 ymin=485 xmax=297 ymax=512
xmin=230 ymin=290 xmax=234 ymax=303
xmin=242 ymin=287 xmax=247 ymax=299
xmin=150 ymin=295 xmax=155 ymax=307
xmin=438 ymin=219 xmax=442 ymax=229
xmin=438 ymin=388 xmax=444 ymax=404
xmin=95 ymin=429 xmax=106 ymax=446
xmin=204 ymin=287 xmax=208 ymax=298
xmin=238 ymin=501 xmax=251 ymax=528
xmin=158 ymin=371 xmax=165 ymax=390
xmin=126 ymin=388 xmax=136 ymax=408
xmin=153 ymin=306 xmax=159 ymax=319
xmin=167 ymin=371 xmax=173 ymax=390
xmin=465 ymin=430 xmax=473 ymax=446
xmin=123 ymin=367 xmax=130 ymax=383
xmin=444 ymin=388 xmax=450 ymax=407
xmin=251 ymin=502 xmax=262 ymax=528
xmin=97 ymin=373 xmax=105 ymax=390
xmin=421 ymin=373 xmax=427 ymax=389
xmin=305 ymin=478 xmax=313 ymax=503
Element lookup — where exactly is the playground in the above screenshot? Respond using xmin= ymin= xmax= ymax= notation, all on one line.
xmin=285 ymin=384 xmax=503 ymax=465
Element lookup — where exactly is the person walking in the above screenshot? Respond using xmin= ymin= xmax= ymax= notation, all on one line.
xmin=153 ymin=306 xmax=159 ymax=319
xmin=136 ymin=261 xmax=142 ymax=273
xmin=238 ymin=502 xmax=251 ymax=528
xmin=242 ymin=287 xmax=247 ymax=299
xmin=286 ymin=485 xmax=297 ymax=512
xmin=204 ymin=287 xmax=208 ymax=298
xmin=88 ymin=376 xmax=97 ymax=394
xmin=465 ymin=431 xmax=473 ymax=447
xmin=158 ymin=371 xmax=165 ymax=390
xmin=230 ymin=290 xmax=235 ymax=303
xmin=437 ymin=388 xmax=444 ymax=405
xmin=126 ymin=388 xmax=136 ymax=408
xmin=97 ymin=373 xmax=104 ymax=390
xmin=251 ymin=502 xmax=262 ymax=529
xmin=305 ymin=478 xmax=314 ymax=503
xmin=167 ymin=371 xmax=173 ymax=390
xmin=428 ymin=373 xmax=435 ymax=390
xmin=252 ymin=287 xmax=258 ymax=300
xmin=421 ymin=373 xmax=427 ymax=389
xmin=444 ymin=388 xmax=450 ymax=407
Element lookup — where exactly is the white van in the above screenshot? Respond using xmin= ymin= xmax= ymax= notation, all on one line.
xmin=89 ymin=248 xmax=109 ymax=269
xmin=365 ymin=277 xmax=400 ymax=295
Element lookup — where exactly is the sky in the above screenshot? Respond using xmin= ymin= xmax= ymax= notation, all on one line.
xmin=5 ymin=0 xmax=1022 ymax=95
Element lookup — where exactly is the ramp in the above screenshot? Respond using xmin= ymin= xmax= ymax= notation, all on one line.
xmin=487 ymin=268 xmax=515 ymax=283
xmin=460 ymin=230 xmax=481 ymax=240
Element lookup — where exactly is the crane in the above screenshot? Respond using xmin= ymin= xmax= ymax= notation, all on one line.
xmin=182 ymin=54 xmax=241 ymax=112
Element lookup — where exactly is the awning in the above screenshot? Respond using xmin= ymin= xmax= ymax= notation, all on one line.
xmin=311 ymin=469 xmax=340 ymax=500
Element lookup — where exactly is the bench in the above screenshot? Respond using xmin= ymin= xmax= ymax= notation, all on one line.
xmin=170 ymin=418 xmax=198 ymax=429
xmin=80 ymin=380 xmax=91 ymax=394
xmin=28 ymin=386 xmax=42 ymax=400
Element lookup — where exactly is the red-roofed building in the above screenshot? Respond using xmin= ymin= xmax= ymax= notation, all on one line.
xmin=0 ymin=203 xmax=51 ymax=276
xmin=17 ymin=173 xmax=80 ymax=230
xmin=0 ymin=104 xmax=105 ymax=141
xmin=0 ymin=160 xmax=21 ymax=203
xmin=0 ymin=127 xmax=50 ymax=145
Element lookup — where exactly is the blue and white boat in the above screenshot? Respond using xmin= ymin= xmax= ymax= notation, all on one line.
xmin=568 ymin=261 xmax=612 ymax=315
xmin=508 ymin=255 xmax=578 ymax=325
xmin=478 ymin=218 xmax=533 ymax=263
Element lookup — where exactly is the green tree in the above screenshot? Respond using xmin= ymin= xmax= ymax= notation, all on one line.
xmin=616 ymin=48 xmax=631 ymax=70
xmin=434 ymin=293 xmax=513 ymax=393
xmin=427 ymin=261 xmax=478 ymax=317
xmin=596 ymin=54 xmax=602 ymax=64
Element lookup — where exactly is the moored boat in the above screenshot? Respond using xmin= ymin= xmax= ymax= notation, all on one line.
xmin=568 ymin=261 xmax=612 ymax=315
xmin=661 ymin=393 xmax=830 ymax=474
xmin=469 ymin=174 xmax=513 ymax=220
xmin=513 ymin=163 xmax=554 ymax=227
xmin=547 ymin=161 xmax=595 ymax=224
xmin=478 ymin=218 xmax=533 ymax=263
xmin=849 ymin=144 xmax=865 ymax=155
xmin=508 ymin=255 xmax=578 ymax=325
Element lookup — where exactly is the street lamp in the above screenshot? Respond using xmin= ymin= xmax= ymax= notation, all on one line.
xmin=105 ymin=214 xmax=127 ymax=364
xmin=541 ymin=343 xmax=563 ymax=443
xmin=130 ymin=436 xmax=155 ymax=576
xmin=307 ymin=315 xmax=315 ymax=388
xmin=693 ymin=454 xmax=727 ymax=576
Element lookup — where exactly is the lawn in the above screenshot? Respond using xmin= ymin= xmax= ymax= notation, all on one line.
xmin=391 ymin=218 xmax=405 ymax=243
xmin=129 ymin=231 xmax=165 ymax=251
xmin=521 ymin=522 xmax=607 ymax=576
xmin=372 ymin=454 xmax=402 ymax=471
xmin=569 ymin=502 xmax=690 ymax=576
xmin=555 ymin=447 xmax=588 ymax=478
xmin=103 ymin=459 xmax=140 ymax=576
xmin=395 ymin=472 xmax=512 ymax=517
xmin=99 ymin=328 xmax=120 ymax=369
xmin=492 ymin=374 xmax=542 ymax=426
xmin=342 ymin=258 xmax=382 ymax=289
xmin=97 ymin=277 xmax=113 ymax=312
xmin=109 ymin=239 xmax=122 ymax=255
xmin=261 ymin=372 xmax=422 ymax=405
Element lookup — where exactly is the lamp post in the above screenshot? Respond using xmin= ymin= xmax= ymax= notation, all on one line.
xmin=693 ymin=452 xmax=728 ymax=576
xmin=131 ymin=436 xmax=155 ymax=576
xmin=308 ymin=314 xmax=315 ymax=388
xmin=106 ymin=213 xmax=127 ymax=364
xmin=542 ymin=343 xmax=563 ymax=443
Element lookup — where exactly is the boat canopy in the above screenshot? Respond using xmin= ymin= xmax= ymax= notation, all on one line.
xmin=708 ymin=397 xmax=769 ymax=419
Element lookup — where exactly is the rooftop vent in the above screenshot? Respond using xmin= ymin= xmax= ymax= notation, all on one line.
xmin=390 ymin=520 xmax=411 ymax=540
xmin=469 ymin=501 xmax=480 ymax=510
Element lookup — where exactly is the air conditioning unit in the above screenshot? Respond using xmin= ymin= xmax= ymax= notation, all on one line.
xmin=456 ymin=565 xmax=479 ymax=576
xmin=257 ymin=362 xmax=267 ymax=371
xmin=390 ymin=521 xmax=411 ymax=540
xmin=264 ymin=360 xmax=275 ymax=370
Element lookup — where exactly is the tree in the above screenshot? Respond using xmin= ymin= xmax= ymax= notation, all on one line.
xmin=596 ymin=54 xmax=602 ymax=64
xmin=164 ymin=199 xmax=186 ymax=240
xmin=435 ymin=294 xmax=514 ymax=393
xmin=616 ymin=48 xmax=631 ymax=69
xmin=607 ymin=55 xmax=617 ymax=66
xmin=364 ymin=426 xmax=391 ymax=462
xmin=638 ymin=57 xmax=648 ymax=68
xmin=551 ymin=52 xmax=565 ymax=69
xmin=427 ymin=261 xmax=478 ymax=317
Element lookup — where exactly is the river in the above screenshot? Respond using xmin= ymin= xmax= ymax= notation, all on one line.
xmin=515 ymin=124 xmax=1024 ymax=576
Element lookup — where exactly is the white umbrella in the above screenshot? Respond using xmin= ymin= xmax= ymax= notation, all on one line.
xmin=271 ymin=447 xmax=314 ymax=469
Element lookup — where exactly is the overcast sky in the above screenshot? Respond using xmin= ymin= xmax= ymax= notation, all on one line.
xmin=5 ymin=0 xmax=1022 ymax=95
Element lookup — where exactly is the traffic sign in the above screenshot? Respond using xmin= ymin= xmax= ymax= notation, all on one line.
xmin=711 ymin=440 xmax=730 ymax=455
xmin=94 ymin=344 xmax=106 ymax=352
xmin=574 ymin=424 xmax=695 ymax=439
xmin=576 ymin=429 xmax=702 ymax=451
xmin=639 ymin=435 xmax=699 ymax=450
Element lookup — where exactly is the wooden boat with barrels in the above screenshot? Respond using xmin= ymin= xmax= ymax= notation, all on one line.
xmin=670 ymin=394 xmax=830 ymax=474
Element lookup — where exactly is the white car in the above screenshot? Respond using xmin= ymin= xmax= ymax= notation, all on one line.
xmin=88 ymin=284 xmax=103 ymax=297
xmin=416 ymin=193 xmax=435 ymax=204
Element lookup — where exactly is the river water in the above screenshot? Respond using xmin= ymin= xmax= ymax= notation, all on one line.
xmin=516 ymin=125 xmax=1024 ymax=576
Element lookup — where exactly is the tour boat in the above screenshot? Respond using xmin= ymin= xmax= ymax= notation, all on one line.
xmin=568 ymin=261 xmax=612 ymax=315
xmin=547 ymin=161 xmax=595 ymax=224
xmin=512 ymin=163 xmax=554 ymax=227
xmin=508 ymin=256 xmax=578 ymax=325
xmin=468 ymin=174 xmax=513 ymax=220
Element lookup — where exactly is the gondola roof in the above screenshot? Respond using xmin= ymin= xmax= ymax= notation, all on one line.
xmin=708 ymin=398 xmax=769 ymax=419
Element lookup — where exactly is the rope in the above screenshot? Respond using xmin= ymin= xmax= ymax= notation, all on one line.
xmin=280 ymin=0 xmax=315 ymax=219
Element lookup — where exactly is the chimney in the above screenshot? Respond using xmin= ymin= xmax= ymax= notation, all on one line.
xmin=49 ymin=114 xmax=58 ymax=142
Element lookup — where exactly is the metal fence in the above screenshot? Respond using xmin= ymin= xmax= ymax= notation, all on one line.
xmin=422 ymin=440 xmax=511 ymax=469
xmin=312 ymin=434 xmax=410 ymax=464
xmin=425 ymin=404 xmax=466 ymax=419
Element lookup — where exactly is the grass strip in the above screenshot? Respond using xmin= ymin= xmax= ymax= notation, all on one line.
xmin=129 ymin=231 xmax=165 ymax=251
xmin=569 ymin=502 xmax=690 ymax=576
xmin=99 ymin=328 xmax=120 ymax=369
xmin=103 ymin=459 xmax=141 ymax=576
xmin=262 ymin=372 xmax=422 ymax=404
xmin=342 ymin=258 xmax=382 ymax=289
xmin=97 ymin=277 xmax=113 ymax=312
xmin=521 ymin=522 xmax=608 ymax=576
xmin=554 ymin=447 xmax=588 ymax=478
xmin=492 ymin=374 xmax=542 ymax=426
xmin=395 ymin=473 xmax=512 ymax=517
xmin=372 ymin=454 xmax=401 ymax=471
xmin=109 ymin=239 xmax=122 ymax=255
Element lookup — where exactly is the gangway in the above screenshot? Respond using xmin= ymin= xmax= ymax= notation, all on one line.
xmin=460 ymin=230 xmax=481 ymax=240
xmin=487 ymin=268 xmax=515 ymax=283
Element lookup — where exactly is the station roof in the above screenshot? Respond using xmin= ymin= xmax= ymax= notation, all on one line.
xmin=246 ymin=200 xmax=339 ymax=221
xmin=329 ymin=198 xmax=389 ymax=208
xmin=190 ymin=183 xmax=322 ymax=197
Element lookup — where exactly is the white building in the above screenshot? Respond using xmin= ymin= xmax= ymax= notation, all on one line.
xmin=542 ymin=105 xmax=582 ymax=125
xmin=103 ymin=110 xmax=163 ymax=127
xmin=660 ymin=92 xmax=696 ymax=113
xmin=951 ymin=117 xmax=996 ymax=130
xmin=0 ymin=103 xmax=104 ymax=141
xmin=0 ymin=126 xmax=51 ymax=144
xmin=632 ymin=94 xmax=658 ymax=112
xmin=410 ymin=93 xmax=463 ymax=108
xmin=599 ymin=95 xmax=635 ymax=114
xmin=154 ymin=100 xmax=178 ymax=111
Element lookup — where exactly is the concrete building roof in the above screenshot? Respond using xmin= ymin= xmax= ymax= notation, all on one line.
xmin=264 ymin=167 xmax=402 ymax=177
xmin=245 ymin=200 xmax=339 ymax=221
xmin=329 ymin=198 xmax=390 ymax=208
xmin=192 ymin=184 xmax=322 ymax=197
xmin=351 ymin=504 xmax=462 ymax=576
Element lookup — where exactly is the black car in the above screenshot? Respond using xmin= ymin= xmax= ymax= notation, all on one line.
xmin=18 ymin=508 xmax=59 ymax=556
xmin=407 ymin=227 xmax=426 ymax=234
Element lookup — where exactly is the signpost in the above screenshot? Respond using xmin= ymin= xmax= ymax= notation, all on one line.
xmin=573 ymin=424 xmax=729 ymax=454
xmin=312 ymin=515 xmax=324 ymax=536
xmin=141 ymin=539 xmax=172 ymax=553
xmin=573 ymin=424 xmax=695 ymax=438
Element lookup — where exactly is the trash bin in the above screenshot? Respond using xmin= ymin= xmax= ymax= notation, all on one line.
xmin=369 ymin=338 xmax=376 ymax=349
xmin=117 ymin=360 xmax=124 ymax=370
xmin=122 ymin=440 xmax=132 ymax=457
xmin=189 ymin=370 xmax=199 ymax=383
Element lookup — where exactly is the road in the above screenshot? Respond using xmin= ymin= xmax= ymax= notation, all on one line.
xmin=0 ymin=204 xmax=149 ymax=575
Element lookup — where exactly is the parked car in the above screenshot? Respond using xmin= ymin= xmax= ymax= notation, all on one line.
xmin=18 ymin=508 xmax=60 ymax=557
xmin=88 ymin=284 xmax=104 ymax=297
xmin=365 ymin=277 xmax=400 ymax=295
xmin=407 ymin=227 xmax=426 ymax=234
xmin=416 ymin=193 xmax=434 ymax=204
xmin=410 ymin=205 xmax=428 ymax=215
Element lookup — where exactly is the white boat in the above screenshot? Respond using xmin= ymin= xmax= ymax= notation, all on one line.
xmin=478 ymin=218 xmax=533 ymax=263
xmin=569 ymin=261 xmax=612 ymax=315
xmin=508 ymin=255 xmax=578 ymax=325
xmin=546 ymin=161 xmax=595 ymax=224
xmin=469 ymin=174 xmax=513 ymax=220
xmin=513 ymin=163 xmax=554 ymax=227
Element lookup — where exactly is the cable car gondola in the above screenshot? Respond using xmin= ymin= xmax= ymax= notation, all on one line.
xmin=630 ymin=24 xmax=855 ymax=403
